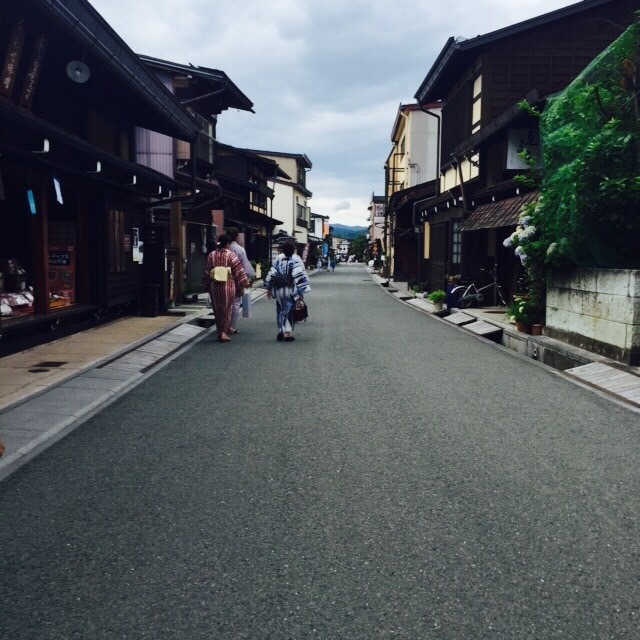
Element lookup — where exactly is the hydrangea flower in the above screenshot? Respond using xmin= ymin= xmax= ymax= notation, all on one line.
xmin=519 ymin=215 xmax=532 ymax=227
xmin=546 ymin=242 xmax=557 ymax=256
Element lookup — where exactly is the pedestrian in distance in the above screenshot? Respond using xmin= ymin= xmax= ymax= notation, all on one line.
xmin=202 ymin=234 xmax=252 ymax=343
xmin=264 ymin=241 xmax=310 ymax=342
xmin=227 ymin=228 xmax=256 ymax=335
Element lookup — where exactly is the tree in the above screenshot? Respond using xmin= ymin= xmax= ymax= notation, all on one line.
xmin=349 ymin=234 xmax=368 ymax=261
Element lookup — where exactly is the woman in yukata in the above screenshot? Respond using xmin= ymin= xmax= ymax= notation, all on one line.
xmin=264 ymin=241 xmax=310 ymax=342
xmin=202 ymin=234 xmax=252 ymax=343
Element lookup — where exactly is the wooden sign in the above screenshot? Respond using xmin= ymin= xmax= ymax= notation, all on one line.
xmin=1 ymin=20 xmax=25 ymax=97
xmin=19 ymin=34 xmax=47 ymax=109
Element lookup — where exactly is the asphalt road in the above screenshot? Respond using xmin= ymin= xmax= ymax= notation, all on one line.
xmin=1 ymin=265 xmax=639 ymax=639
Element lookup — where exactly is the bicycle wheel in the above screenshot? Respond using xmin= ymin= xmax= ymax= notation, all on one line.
xmin=450 ymin=285 xmax=466 ymax=308
xmin=458 ymin=285 xmax=477 ymax=308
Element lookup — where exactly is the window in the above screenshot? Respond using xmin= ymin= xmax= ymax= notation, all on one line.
xmin=451 ymin=221 xmax=462 ymax=265
xmin=297 ymin=165 xmax=306 ymax=187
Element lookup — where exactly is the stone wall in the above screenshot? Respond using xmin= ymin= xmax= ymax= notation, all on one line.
xmin=546 ymin=268 xmax=640 ymax=365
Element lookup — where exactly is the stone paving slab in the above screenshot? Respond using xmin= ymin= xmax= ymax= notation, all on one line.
xmin=85 ymin=368 xmax=142 ymax=381
xmin=406 ymin=298 xmax=441 ymax=313
xmin=0 ymin=427 xmax=48 ymax=452
xmin=20 ymin=387 xmax=115 ymax=418
xmin=58 ymin=376 xmax=132 ymax=393
xmin=464 ymin=320 xmax=503 ymax=337
xmin=444 ymin=311 xmax=476 ymax=326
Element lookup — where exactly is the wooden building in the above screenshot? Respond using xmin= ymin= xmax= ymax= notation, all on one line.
xmin=0 ymin=0 xmax=199 ymax=355
xmin=413 ymin=0 xmax=638 ymax=300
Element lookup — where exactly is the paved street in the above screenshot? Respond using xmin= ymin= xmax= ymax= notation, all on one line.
xmin=1 ymin=264 xmax=639 ymax=639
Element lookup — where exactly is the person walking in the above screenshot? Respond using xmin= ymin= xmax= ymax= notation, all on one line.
xmin=202 ymin=234 xmax=252 ymax=343
xmin=227 ymin=228 xmax=256 ymax=335
xmin=264 ymin=242 xmax=310 ymax=342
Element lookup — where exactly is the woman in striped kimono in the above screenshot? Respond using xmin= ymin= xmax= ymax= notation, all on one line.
xmin=202 ymin=234 xmax=252 ymax=342
xmin=264 ymin=241 xmax=311 ymax=342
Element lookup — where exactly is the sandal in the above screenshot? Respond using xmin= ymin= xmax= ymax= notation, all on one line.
xmin=218 ymin=334 xmax=231 ymax=342
xmin=229 ymin=329 xmax=239 ymax=334
xmin=276 ymin=333 xmax=284 ymax=341
xmin=284 ymin=336 xmax=295 ymax=342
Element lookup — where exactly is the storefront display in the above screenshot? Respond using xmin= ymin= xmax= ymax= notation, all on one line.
xmin=0 ymin=258 xmax=33 ymax=318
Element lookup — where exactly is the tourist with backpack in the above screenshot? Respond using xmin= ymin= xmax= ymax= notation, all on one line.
xmin=264 ymin=242 xmax=310 ymax=342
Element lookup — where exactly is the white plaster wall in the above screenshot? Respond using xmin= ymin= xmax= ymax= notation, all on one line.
xmin=547 ymin=268 xmax=640 ymax=352
xmin=271 ymin=181 xmax=295 ymax=235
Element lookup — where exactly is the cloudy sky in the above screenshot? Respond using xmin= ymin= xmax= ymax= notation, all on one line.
xmin=91 ymin=0 xmax=578 ymax=227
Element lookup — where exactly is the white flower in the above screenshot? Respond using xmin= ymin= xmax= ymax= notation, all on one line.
xmin=503 ymin=237 xmax=513 ymax=248
xmin=546 ymin=242 xmax=557 ymax=256
xmin=519 ymin=215 xmax=532 ymax=227
xmin=514 ymin=245 xmax=523 ymax=256
xmin=518 ymin=226 xmax=536 ymax=241
xmin=519 ymin=252 xmax=528 ymax=265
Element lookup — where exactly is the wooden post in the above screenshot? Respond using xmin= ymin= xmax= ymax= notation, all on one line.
xmin=170 ymin=200 xmax=183 ymax=300
xmin=29 ymin=177 xmax=49 ymax=314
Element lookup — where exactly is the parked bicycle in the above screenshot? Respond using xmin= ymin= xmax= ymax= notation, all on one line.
xmin=450 ymin=264 xmax=507 ymax=308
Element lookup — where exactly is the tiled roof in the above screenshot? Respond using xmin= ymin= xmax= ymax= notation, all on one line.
xmin=460 ymin=191 xmax=538 ymax=231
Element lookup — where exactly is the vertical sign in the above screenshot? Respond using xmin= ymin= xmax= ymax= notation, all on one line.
xmin=1 ymin=20 xmax=25 ymax=97
xmin=19 ymin=34 xmax=47 ymax=108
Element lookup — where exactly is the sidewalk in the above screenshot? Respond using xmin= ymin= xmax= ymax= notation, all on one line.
xmin=0 ymin=287 xmax=266 ymax=480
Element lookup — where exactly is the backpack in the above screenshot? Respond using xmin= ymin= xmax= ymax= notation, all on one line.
xmin=270 ymin=261 xmax=294 ymax=288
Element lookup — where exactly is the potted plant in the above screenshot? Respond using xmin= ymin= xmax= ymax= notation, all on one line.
xmin=506 ymin=295 xmax=543 ymax=333
xmin=426 ymin=289 xmax=446 ymax=311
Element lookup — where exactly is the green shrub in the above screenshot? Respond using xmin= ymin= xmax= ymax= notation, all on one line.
xmin=427 ymin=289 xmax=446 ymax=303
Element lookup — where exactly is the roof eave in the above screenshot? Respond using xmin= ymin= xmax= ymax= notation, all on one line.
xmin=37 ymin=0 xmax=200 ymax=141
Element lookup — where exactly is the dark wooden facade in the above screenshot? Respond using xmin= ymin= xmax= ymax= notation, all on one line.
xmin=415 ymin=0 xmax=639 ymax=302
xmin=138 ymin=57 xmax=283 ymax=295
xmin=0 ymin=0 xmax=198 ymax=354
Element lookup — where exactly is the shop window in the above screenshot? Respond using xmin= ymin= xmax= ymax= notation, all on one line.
xmin=0 ymin=178 xmax=34 ymax=319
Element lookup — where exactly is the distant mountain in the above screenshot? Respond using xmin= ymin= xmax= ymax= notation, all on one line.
xmin=330 ymin=224 xmax=368 ymax=240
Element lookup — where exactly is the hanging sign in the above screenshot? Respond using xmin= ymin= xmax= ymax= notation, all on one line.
xmin=26 ymin=189 xmax=36 ymax=214
xmin=53 ymin=176 xmax=63 ymax=204
xmin=19 ymin=34 xmax=47 ymax=108
xmin=0 ymin=20 xmax=25 ymax=97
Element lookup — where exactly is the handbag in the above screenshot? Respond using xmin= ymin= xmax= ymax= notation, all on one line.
xmin=210 ymin=266 xmax=231 ymax=282
xmin=292 ymin=298 xmax=308 ymax=322
xmin=241 ymin=291 xmax=252 ymax=318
